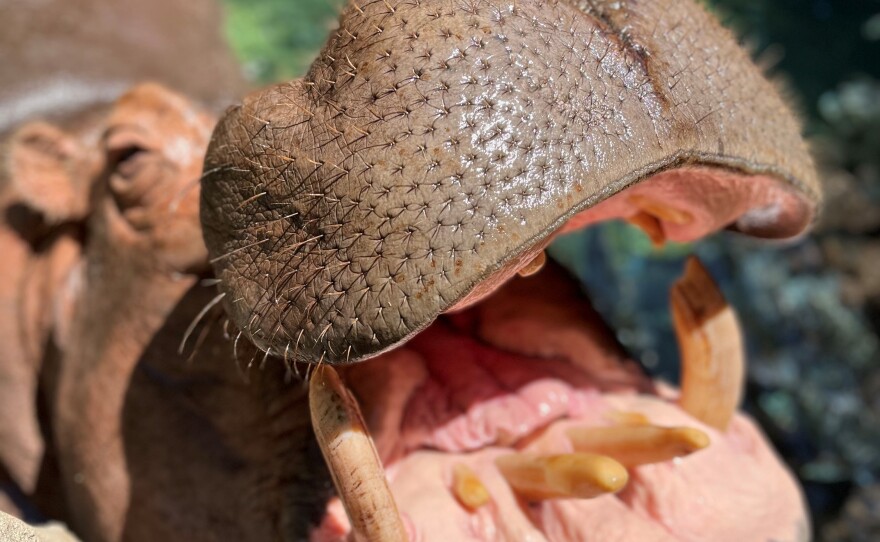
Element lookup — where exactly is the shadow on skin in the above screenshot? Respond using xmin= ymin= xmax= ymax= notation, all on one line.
xmin=119 ymin=283 xmax=333 ymax=541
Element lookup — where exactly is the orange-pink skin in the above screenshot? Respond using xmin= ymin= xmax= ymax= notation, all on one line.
xmin=452 ymin=166 xmax=810 ymax=313
xmin=315 ymin=266 xmax=809 ymax=542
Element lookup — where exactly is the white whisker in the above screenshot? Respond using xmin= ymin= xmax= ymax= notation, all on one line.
xmin=179 ymin=292 xmax=226 ymax=355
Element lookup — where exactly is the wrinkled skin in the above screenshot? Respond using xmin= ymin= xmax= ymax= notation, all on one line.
xmin=1 ymin=0 xmax=821 ymax=541
xmin=1 ymin=84 xmax=335 ymax=541
xmin=0 ymin=0 xmax=244 ymax=517
xmin=201 ymin=0 xmax=819 ymax=365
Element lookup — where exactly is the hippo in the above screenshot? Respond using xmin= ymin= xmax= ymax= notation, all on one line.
xmin=1 ymin=0 xmax=821 ymax=541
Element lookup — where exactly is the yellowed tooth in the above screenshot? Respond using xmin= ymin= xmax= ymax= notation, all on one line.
xmin=671 ymin=256 xmax=745 ymax=431
xmin=451 ymin=463 xmax=491 ymax=511
xmin=626 ymin=211 xmax=666 ymax=247
xmin=628 ymin=194 xmax=694 ymax=225
xmin=495 ymin=453 xmax=628 ymax=501
xmin=605 ymin=410 xmax=651 ymax=426
xmin=567 ymin=425 xmax=710 ymax=467
xmin=309 ymin=365 xmax=407 ymax=542
xmin=518 ymin=250 xmax=547 ymax=277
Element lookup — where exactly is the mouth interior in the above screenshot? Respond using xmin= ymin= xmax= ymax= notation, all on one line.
xmin=345 ymin=263 xmax=653 ymax=463
xmin=306 ymin=168 xmax=812 ymax=542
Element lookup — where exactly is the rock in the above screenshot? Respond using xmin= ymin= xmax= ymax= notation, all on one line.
xmin=0 ymin=511 xmax=80 ymax=542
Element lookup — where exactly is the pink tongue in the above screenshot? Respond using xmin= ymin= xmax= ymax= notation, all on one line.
xmin=346 ymin=320 xmax=643 ymax=460
xmin=403 ymin=324 xmax=604 ymax=453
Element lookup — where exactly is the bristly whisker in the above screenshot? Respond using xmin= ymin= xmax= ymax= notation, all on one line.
xmin=259 ymin=347 xmax=272 ymax=370
xmin=179 ymin=292 xmax=226 ymax=355
xmin=186 ymin=310 xmax=221 ymax=364
xmin=209 ymin=238 xmax=270 ymax=264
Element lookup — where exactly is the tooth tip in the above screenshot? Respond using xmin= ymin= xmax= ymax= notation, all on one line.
xmin=548 ymin=454 xmax=629 ymax=497
xmin=452 ymin=463 xmax=491 ymax=511
xmin=680 ymin=427 xmax=711 ymax=450
xmin=496 ymin=453 xmax=629 ymax=501
xmin=594 ymin=458 xmax=629 ymax=492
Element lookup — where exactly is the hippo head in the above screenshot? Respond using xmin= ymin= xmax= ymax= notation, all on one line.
xmin=198 ymin=1 xmax=819 ymax=541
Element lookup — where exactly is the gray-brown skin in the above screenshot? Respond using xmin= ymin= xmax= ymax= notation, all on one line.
xmin=201 ymin=0 xmax=821 ymax=366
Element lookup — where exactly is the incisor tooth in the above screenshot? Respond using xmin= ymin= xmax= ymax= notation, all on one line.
xmin=451 ymin=463 xmax=491 ymax=511
xmin=605 ymin=410 xmax=651 ymax=426
xmin=567 ymin=425 xmax=710 ymax=466
xmin=671 ymin=256 xmax=745 ymax=431
xmin=309 ymin=365 xmax=407 ymax=542
xmin=518 ymin=250 xmax=547 ymax=277
xmin=495 ymin=453 xmax=628 ymax=501
xmin=628 ymin=194 xmax=694 ymax=225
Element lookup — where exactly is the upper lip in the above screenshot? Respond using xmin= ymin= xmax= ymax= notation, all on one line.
xmin=198 ymin=0 xmax=821 ymax=367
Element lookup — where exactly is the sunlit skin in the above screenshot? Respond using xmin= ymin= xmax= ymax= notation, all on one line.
xmin=1 ymin=81 xmax=809 ymax=542
xmin=0 ymin=0 xmax=824 ymax=541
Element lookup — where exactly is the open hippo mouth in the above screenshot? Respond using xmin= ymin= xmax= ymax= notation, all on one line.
xmin=304 ymin=257 xmax=811 ymax=542
xmin=198 ymin=1 xmax=821 ymax=540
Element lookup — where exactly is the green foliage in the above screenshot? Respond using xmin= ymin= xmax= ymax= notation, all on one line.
xmin=703 ymin=0 xmax=880 ymax=122
xmin=223 ymin=0 xmax=345 ymax=82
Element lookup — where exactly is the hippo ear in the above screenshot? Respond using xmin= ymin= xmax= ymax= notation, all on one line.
xmin=8 ymin=122 xmax=91 ymax=223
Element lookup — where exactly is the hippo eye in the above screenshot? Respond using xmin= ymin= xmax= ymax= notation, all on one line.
xmin=106 ymin=142 xmax=148 ymax=180
xmin=109 ymin=145 xmax=144 ymax=166
xmin=104 ymin=129 xmax=158 ymax=208
xmin=104 ymin=127 xmax=154 ymax=174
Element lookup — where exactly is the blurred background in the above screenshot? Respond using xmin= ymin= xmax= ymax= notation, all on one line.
xmin=220 ymin=0 xmax=880 ymax=539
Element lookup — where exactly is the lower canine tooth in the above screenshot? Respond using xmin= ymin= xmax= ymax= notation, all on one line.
xmin=567 ymin=425 xmax=710 ymax=466
xmin=309 ymin=365 xmax=407 ymax=542
xmin=451 ymin=463 xmax=491 ymax=511
xmin=495 ymin=453 xmax=628 ymax=501
xmin=671 ymin=256 xmax=745 ymax=431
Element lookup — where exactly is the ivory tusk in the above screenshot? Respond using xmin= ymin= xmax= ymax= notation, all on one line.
xmin=670 ymin=256 xmax=745 ymax=430
xmin=309 ymin=365 xmax=407 ymax=542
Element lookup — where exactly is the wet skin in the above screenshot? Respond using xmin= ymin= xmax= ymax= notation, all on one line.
xmin=201 ymin=0 xmax=819 ymax=366
xmin=0 ymin=0 xmax=822 ymax=540
xmin=3 ymin=87 xmax=807 ymax=541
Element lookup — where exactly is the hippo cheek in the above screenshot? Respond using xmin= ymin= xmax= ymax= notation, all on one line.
xmin=198 ymin=0 xmax=819 ymax=540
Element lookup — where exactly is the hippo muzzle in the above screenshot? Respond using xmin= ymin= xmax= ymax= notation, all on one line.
xmin=198 ymin=1 xmax=820 ymax=540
